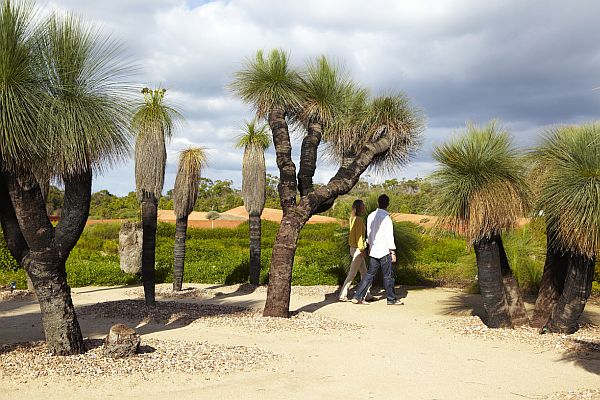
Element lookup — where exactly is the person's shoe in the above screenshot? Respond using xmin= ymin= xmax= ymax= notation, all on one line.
xmin=338 ymin=297 xmax=348 ymax=302
xmin=351 ymin=298 xmax=363 ymax=304
xmin=387 ymin=300 xmax=404 ymax=305
xmin=365 ymin=294 xmax=375 ymax=302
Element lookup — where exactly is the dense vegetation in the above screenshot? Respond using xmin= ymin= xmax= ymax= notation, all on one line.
xmin=2 ymin=220 xmax=598 ymax=295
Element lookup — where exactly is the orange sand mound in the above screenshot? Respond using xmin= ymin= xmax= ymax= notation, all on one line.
xmin=224 ymin=206 xmax=340 ymax=225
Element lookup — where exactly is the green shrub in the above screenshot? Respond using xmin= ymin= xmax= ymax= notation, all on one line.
xmin=1 ymin=220 xmax=599 ymax=297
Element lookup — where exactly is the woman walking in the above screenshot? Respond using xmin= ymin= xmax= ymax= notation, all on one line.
xmin=339 ymin=200 xmax=373 ymax=301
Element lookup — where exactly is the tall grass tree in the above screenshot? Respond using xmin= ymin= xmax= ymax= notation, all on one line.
xmin=232 ymin=50 xmax=424 ymax=317
xmin=432 ymin=122 xmax=530 ymax=328
xmin=236 ymin=120 xmax=270 ymax=285
xmin=172 ymin=147 xmax=207 ymax=291
xmin=0 ymin=4 xmax=133 ymax=354
xmin=530 ymin=124 xmax=600 ymax=333
xmin=133 ymin=87 xmax=180 ymax=306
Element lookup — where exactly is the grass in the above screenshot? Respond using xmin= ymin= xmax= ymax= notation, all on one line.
xmin=1 ymin=220 xmax=599 ymax=298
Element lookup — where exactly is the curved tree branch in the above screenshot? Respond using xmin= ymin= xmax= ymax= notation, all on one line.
xmin=0 ymin=171 xmax=29 ymax=264
xmin=5 ymin=171 xmax=54 ymax=252
xmin=297 ymin=121 xmax=323 ymax=197
xmin=302 ymin=134 xmax=392 ymax=215
xmin=268 ymin=107 xmax=297 ymax=213
xmin=54 ymin=169 xmax=92 ymax=261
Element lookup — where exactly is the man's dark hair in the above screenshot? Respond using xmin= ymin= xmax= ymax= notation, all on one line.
xmin=378 ymin=194 xmax=390 ymax=210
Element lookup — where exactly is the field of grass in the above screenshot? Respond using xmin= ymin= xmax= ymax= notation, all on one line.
xmin=1 ymin=220 xmax=599 ymax=297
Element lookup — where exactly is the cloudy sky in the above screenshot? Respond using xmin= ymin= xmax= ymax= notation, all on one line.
xmin=48 ymin=0 xmax=600 ymax=195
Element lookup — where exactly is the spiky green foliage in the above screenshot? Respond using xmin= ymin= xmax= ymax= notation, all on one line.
xmin=39 ymin=15 xmax=133 ymax=177
xmin=231 ymin=49 xmax=301 ymax=118
xmin=533 ymin=123 xmax=600 ymax=257
xmin=0 ymin=0 xmax=45 ymax=171
xmin=173 ymin=147 xmax=207 ymax=218
xmin=432 ymin=121 xmax=531 ymax=243
xmin=235 ymin=120 xmax=270 ymax=150
xmin=297 ymin=56 xmax=354 ymax=126
xmin=133 ymin=87 xmax=181 ymax=201
xmin=237 ymin=120 xmax=270 ymax=215
xmin=325 ymin=91 xmax=424 ymax=170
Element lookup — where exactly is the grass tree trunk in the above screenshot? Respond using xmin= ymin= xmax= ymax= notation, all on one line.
xmin=263 ymin=211 xmax=309 ymax=317
xmin=473 ymin=235 xmax=512 ymax=328
xmin=531 ymin=236 xmax=568 ymax=328
xmin=544 ymin=252 xmax=595 ymax=334
xmin=248 ymin=213 xmax=262 ymax=285
xmin=141 ymin=197 xmax=158 ymax=306
xmin=497 ymin=239 xmax=528 ymax=326
xmin=24 ymin=251 xmax=84 ymax=354
xmin=172 ymin=215 xmax=188 ymax=291
xmin=3 ymin=170 xmax=90 ymax=355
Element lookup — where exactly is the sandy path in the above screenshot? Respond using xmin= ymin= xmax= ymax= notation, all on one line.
xmin=1 ymin=285 xmax=598 ymax=400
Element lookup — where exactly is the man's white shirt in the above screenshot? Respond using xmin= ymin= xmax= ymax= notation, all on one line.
xmin=366 ymin=208 xmax=396 ymax=258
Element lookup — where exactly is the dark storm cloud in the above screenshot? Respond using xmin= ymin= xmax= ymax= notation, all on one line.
xmin=51 ymin=0 xmax=600 ymax=194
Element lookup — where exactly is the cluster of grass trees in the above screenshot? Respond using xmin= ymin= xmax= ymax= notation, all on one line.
xmin=1 ymin=0 xmax=599 ymax=358
xmin=433 ymin=122 xmax=600 ymax=333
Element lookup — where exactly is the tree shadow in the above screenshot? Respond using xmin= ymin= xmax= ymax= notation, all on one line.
xmin=439 ymin=293 xmax=488 ymax=324
xmin=212 ymin=283 xmax=262 ymax=300
xmin=74 ymin=285 xmax=133 ymax=294
xmin=557 ymin=339 xmax=600 ymax=375
xmin=0 ymin=297 xmax=261 ymax=348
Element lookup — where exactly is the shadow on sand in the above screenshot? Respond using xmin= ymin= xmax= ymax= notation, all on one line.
xmin=0 ymin=297 xmax=262 ymax=350
xmin=292 ymin=285 xmax=409 ymax=314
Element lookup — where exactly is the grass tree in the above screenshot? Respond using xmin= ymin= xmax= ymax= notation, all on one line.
xmin=531 ymin=124 xmax=600 ymax=333
xmin=236 ymin=120 xmax=271 ymax=285
xmin=232 ymin=50 xmax=424 ymax=317
xmin=172 ymin=147 xmax=207 ymax=291
xmin=432 ymin=122 xmax=530 ymax=328
xmin=133 ymin=87 xmax=180 ymax=306
xmin=0 ymin=3 xmax=133 ymax=354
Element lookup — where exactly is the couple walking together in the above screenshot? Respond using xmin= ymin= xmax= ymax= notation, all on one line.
xmin=339 ymin=194 xmax=401 ymax=305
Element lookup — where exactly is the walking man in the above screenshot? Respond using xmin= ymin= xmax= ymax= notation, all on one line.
xmin=352 ymin=194 xmax=400 ymax=305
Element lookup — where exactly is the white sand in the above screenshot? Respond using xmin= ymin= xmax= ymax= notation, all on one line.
xmin=1 ymin=284 xmax=598 ymax=400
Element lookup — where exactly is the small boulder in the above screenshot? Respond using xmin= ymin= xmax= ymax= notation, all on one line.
xmin=103 ymin=324 xmax=140 ymax=358
xmin=119 ymin=221 xmax=143 ymax=274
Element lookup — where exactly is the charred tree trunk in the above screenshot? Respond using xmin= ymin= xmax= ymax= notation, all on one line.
xmin=2 ymin=170 xmax=91 ymax=354
xmin=24 ymin=250 xmax=84 ymax=355
xmin=497 ymin=238 xmax=528 ymax=326
xmin=544 ymin=252 xmax=595 ymax=334
xmin=531 ymin=238 xmax=568 ymax=328
xmin=263 ymin=210 xmax=309 ymax=317
xmin=172 ymin=215 xmax=188 ymax=291
xmin=141 ymin=198 xmax=157 ymax=306
xmin=473 ymin=235 xmax=512 ymax=328
xmin=248 ymin=213 xmax=262 ymax=285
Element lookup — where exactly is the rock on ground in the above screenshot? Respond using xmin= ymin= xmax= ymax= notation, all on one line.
xmin=119 ymin=221 xmax=143 ymax=274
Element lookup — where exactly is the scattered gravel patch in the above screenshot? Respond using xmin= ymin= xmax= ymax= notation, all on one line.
xmin=194 ymin=310 xmax=364 ymax=334
xmin=0 ymin=289 xmax=34 ymax=302
xmin=0 ymin=338 xmax=279 ymax=382
xmin=77 ymin=299 xmax=253 ymax=325
xmin=77 ymin=299 xmax=363 ymax=334
xmin=546 ymin=388 xmax=600 ymax=400
xmin=428 ymin=316 xmax=600 ymax=354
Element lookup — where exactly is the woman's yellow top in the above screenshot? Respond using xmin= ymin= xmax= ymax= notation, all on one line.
xmin=348 ymin=215 xmax=367 ymax=251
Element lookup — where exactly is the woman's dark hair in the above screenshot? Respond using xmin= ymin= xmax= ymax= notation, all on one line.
xmin=352 ymin=199 xmax=364 ymax=211
xmin=378 ymin=194 xmax=390 ymax=209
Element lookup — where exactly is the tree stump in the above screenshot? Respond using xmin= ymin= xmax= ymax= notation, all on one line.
xmin=103 ymin=324 xmax=140 ymax=358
